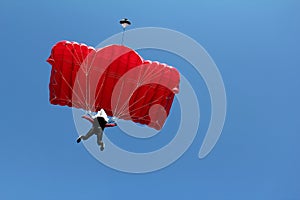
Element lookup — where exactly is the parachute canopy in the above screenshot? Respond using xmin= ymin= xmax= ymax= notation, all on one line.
xmin=47 ymin=40 xmax=180 ymax=130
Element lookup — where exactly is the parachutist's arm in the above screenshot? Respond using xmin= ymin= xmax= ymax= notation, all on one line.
xmin=105 ymin=123 xmax=117 ymax=127
xmin=82 ymin=115 xmax=94 ymax=124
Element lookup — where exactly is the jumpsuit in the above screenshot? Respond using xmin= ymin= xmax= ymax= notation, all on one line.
xmin=79 ymin=116 xmax=117 ymax=150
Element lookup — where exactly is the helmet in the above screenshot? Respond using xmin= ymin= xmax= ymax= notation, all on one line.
xmin=93 ymin=109 xmax=109 ymax=122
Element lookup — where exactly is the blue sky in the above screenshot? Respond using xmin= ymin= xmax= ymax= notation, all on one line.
xmin=1 ymin=0 xmax=299 ymax=199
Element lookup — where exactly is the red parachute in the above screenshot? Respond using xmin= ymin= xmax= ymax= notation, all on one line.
xmin=47 ymin=40 xmax=180 ymax=130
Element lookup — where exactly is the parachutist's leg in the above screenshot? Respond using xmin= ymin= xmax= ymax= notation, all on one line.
xmin=77 ymin=128 xmax=95 ymax=143
xmin=96 ymin=130 xmax=103 ymax=145
xmin=81 ymin=128 xmax=95 ymax=140
xmin=96 ymin=129 xmax=104 ymax=151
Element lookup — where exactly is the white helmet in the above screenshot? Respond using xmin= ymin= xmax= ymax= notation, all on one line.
xmin=93 ymin=108 xmax=109 ymax=122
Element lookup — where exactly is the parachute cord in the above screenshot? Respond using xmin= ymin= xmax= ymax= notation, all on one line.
xmin=86 ymin=73 xmax=89 ymax=112
xmin=121 ymin=28 xmax=125 ymax=45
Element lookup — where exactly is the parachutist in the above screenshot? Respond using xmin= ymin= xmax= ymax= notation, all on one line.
xmin=119 ymin=18 xmax=131 ymax=45
xmin=77 ymin=109 xmax=117 ymax=151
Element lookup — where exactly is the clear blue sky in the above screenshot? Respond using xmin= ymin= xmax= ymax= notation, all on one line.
xmin=1 ymin=0 xmax=299 ymax=199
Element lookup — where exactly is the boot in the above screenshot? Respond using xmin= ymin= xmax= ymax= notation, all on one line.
xmin=100 ymin=141 xmax=105 ymax=151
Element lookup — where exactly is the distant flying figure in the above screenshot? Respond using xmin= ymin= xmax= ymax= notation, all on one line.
xmin=119 ymin=18 xmax=131 ymax=45
xmin=77 ymin=109 xmax=117 ymax=151
xmin=119 ymin=18 xmax=131 ymax=29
